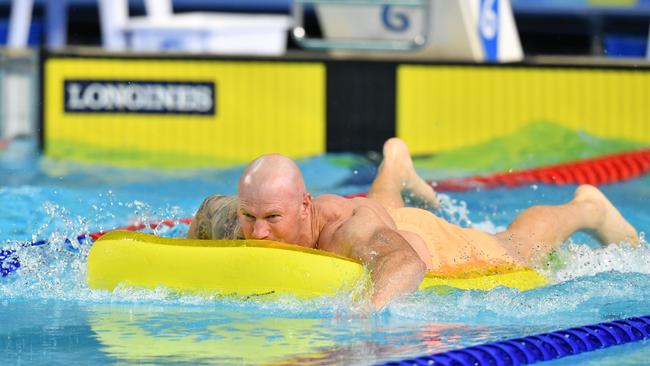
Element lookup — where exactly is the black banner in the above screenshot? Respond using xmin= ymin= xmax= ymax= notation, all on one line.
xmin=64 ymin=80 xmax=216 ymax=115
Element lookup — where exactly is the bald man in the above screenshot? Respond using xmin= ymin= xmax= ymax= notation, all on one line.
xmin=191 ymin=138 xmax=639 ymax=310
xmin=236 ymin=153 xmax=435 ymax=310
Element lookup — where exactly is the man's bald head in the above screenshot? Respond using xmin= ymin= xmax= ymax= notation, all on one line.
xmin=238 ymin=154 xmax=306 ymax=202
xmin=236 ymin=154 xmax=312 ymax=245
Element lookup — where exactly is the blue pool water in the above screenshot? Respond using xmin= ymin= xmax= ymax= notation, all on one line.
xmin=1 ymin=139 xmax=650 ymax=365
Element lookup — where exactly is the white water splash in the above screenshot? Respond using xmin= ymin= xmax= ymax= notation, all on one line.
xmin=436 ymin=193 xmax=473 ymax=227
xmin=436 ymin=192 xmax=505 ymax=233
xmin=544 ymin=235 xmax=650 ymax=283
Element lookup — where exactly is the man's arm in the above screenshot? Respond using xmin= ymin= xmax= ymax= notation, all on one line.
xmin=329 ymin=207 xmax=426 ymax=310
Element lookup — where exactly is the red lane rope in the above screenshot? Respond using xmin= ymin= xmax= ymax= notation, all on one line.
xmin=86 ymin=148 xmax=650 ymax=240
xmin=433 ymin=148 xmax=650 ymax=192
xmin=88 ymin=217 xmax=193 ymax=241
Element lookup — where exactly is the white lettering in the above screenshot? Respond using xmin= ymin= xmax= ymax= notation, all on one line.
xmin=103 ymin=84 xmax=124 ymax=110
xmin=83 ymin=83 xmax=108 ymax=110
xmin=194 ymin=85 xmax=213 ymax=112
xmin=66 ymin=83 xmax=84 ymax=110
xmin=66 ymin=81 xmax=214 ymax=114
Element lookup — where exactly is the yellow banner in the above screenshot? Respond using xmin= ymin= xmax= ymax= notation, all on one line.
xmin=44 ymin=58 xmax=326 ymax=168
xmin=397 ymin=65 xmax=650 ymax=155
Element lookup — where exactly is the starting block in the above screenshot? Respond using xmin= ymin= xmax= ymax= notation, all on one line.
xmin=293 ymin=0 xmax=524 ymax=62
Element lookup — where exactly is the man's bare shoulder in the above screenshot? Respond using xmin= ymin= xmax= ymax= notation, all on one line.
xmin=312 ymin=194 xmax=377 ymax=219
xmin=313 ymin=193 xmax=347 ymax=203
xmin=313 ymin=194 xmax=397 ymax=251
xmin=314 ymin=195 xmax=392 ymax=220
xmin=314 ymin=194 xmax=373 ymax=207
xmin=313 ymin=194 xmax=354 ymax=221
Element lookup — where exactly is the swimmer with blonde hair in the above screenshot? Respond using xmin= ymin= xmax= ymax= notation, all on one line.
xmin=188 ymin=195 xmax=242 ymax=240
xmin=190 ymin=138 xmax=639 ymax=310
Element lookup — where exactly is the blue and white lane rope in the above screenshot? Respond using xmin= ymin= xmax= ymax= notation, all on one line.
xmin=0 ymin=235 xmax=90 ymax=276
xmin=0 ymin=218 xmax=193 ymax=277
xmin=380 ymin=315 xmax=650 ymax=366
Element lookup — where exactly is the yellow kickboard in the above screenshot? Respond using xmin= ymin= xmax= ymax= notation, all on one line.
xmin=87 ymin=231 xmax=547 ymax=298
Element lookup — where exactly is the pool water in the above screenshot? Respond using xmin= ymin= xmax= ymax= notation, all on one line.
xmin=2 ymin=139 xmax=650 ymax=365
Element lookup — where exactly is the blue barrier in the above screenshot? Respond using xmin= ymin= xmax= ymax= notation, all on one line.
xmin=380 ymin=315 xmax=650 ymax=366
xmin=0 ymin=19 xmax=42 ymax=46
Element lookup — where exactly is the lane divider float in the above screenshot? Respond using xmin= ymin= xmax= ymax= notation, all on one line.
xmin=380 ymin=315 xmax=650 ymax=366
xmin=433 ymin=148 xmax=650 ymax=192
xmin=0 ymin=218 xmax=192 ymax=277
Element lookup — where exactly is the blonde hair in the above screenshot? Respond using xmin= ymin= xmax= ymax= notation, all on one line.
xmin=191 ymin=194 xmax=243 ymax=240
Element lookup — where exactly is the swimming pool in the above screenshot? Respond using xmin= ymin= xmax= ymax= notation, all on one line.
xmin=1 ymin=139 xmax=649 ymax=365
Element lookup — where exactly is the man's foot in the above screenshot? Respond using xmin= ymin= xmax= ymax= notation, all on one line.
xmin=383 ymin=138 xmax=439 ymax=209
xmin=574 ymin=185 xmax=639 ymax=245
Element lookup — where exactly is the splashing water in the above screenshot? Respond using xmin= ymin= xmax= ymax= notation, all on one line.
xmin=2 ymin=179 xmax=648 ymax=323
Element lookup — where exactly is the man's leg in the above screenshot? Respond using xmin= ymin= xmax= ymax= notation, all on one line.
xmin=367 ymin=138 xmax=439 ymax=210
xmin=497 ymin=185 xmax=639 ymax=265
